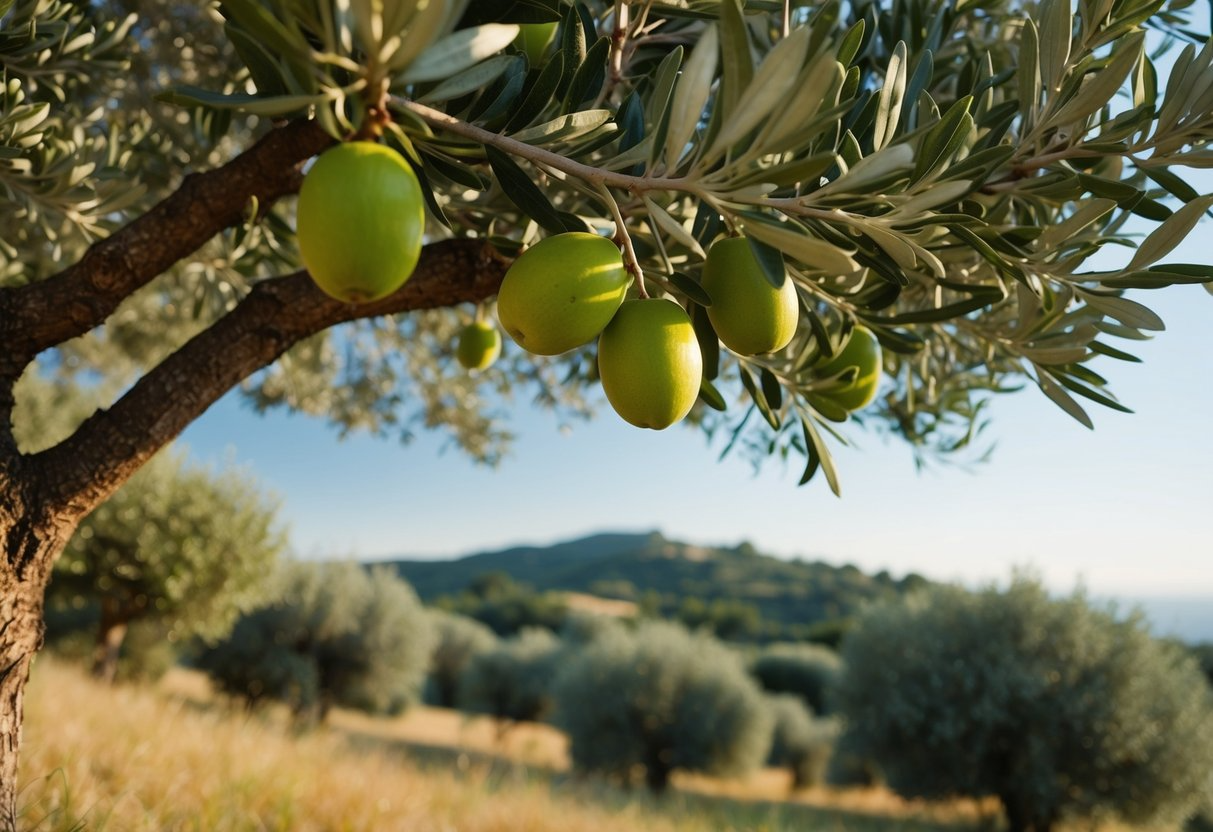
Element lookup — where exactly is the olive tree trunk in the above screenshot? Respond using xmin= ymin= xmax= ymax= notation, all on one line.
xmin=91 ymin=598 xmax=131 ymax=684
xmin=0 ymin=497 xmax=70 ymax=832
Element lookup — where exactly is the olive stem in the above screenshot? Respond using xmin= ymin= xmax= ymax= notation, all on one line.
xmin=596 ymin=181 xmax=649 ymax=298
xmin=391 ymin=97 xmax=688 ymax=193
xmin=610 ymin=1 xmax=630 ymax=88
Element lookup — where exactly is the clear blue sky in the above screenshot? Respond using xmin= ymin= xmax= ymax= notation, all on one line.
xmin=178 ymin=226 xmax=1213 ymax=601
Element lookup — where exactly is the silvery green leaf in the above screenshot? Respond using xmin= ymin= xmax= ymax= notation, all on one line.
xmin=644 ymin=197 xmax=706 ymax=257
xmin=1127 ymin=194 xmax=1213 ymax=270
xmin=741 ymin=214 xmax=860 ymax=276
xmin=912 ymin=96 xmax=973 ymax=182
xmin=1037 ymin=198 xmax=1117 ymax=249
xmin=603 ymin=136 xmax=655 ymax=170
xmin=718 ymin=0 xmax=752 ymax=120
xmin=815 ymin=143 xmax=914 ymax=197
xmin=509 ymin=110 xmax=613 ymax=144
xmin=1019 ymin=19 xmax=1041 ymax=127
xmin=646 ymin=47 xmax=683 ymax=126
xmin=1039 ymin=0 xmax=1072 ymax=94
xmin=863 ymin=223 xmax=918 ymax=272
xmin=388 ymin=0 xmax=453 ymax=71
xmin=1083 ymin=294 xmax=1165 ymax=331
xmin=873 ymin=42 xmax=908 ymax=151
xmin=417 ymin=54 xmax=514 ymax=103
xmin=664 ymin=23 xmax=718 ymax=172
xmin=401 ymin=24 xmax=519 ymax=83
xmin=800 ymin=414 xmax=841 ymax=495
xmin=1045 ymin=32 xmax=1143 ymax=129
xmin=754 ymin=55 xmax=842 ymax=153
xmin=705 ymin=25 xmax=810 ymax=158
xmin=896 ymin=180 xmax=971 ymax=216
xmin=1156 ymin=38 xmax=1213 ymax=135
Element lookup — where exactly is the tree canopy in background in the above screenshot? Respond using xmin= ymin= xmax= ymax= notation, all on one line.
xmin=835 ymin=576 xmax=1213 ymax=832
xmin=199 ymin=562 xmax=434 ymax=721
xmin=555 ymin=620 xmax=772 ymax=791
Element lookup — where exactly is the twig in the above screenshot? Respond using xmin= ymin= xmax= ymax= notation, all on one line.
xmin=596 ymin=182 xmax=649 ymax=298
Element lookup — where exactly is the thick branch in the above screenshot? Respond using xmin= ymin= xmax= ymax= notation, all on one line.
xmin=32 ymin=238 xmax=507 ymax=519
xmin=0 ymin=120 xmax=332 ymax=377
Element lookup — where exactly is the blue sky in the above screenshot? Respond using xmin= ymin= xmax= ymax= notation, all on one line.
xmin=179 ymin=232 xmax=1213 ymax=601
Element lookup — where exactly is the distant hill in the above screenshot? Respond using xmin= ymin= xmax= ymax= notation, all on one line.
xmin=384 ymin=531 xmax=931 ymax=641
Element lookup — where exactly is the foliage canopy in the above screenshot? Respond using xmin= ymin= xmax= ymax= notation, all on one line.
xmin=199 ymin=562 xmax=434 ymax=720
xmin=835 ymin=577 xmax=1213 ymax=832
xmin=554 ymin=620 xmax=772 ymax=791
xmin=7 ymin=0 xmax=1213 ymax=490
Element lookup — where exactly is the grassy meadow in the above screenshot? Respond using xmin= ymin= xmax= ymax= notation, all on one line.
xmin=16 ymin=658 xmax=992 ymax=832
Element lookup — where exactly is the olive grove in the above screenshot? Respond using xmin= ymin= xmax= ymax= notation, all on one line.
xmin=3 ymin=0 xmax=1213 ymax=824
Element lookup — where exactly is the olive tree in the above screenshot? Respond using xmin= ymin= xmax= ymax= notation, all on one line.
xmin=835 ymin=577 xmax=1213 ymax=832
xmin=766 ymin=693 xmax=837 ymax=791
xmin=427 ymin=609 xmax=498 ymax=708
xmin=554 ymin=621 xmax=772 ymax=792
xmin=3 ymin=0 xmax=1213 ymax=822
xmin=56 ymin=450 xmax=284 ymax=682
xmin=751 ymin=642 xmax=843 ymax=714
xmin=199 ymin=562 xmax=434 ymax=721
xmin=458 ymin=627 xmax=560 ymax=731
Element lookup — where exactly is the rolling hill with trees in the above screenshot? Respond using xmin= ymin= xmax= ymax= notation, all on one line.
xmin=386 ymin=532 xmax=930 ymax=643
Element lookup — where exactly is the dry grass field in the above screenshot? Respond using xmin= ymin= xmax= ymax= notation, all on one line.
xmin=17 ymin=657 xmax=998 ymax=832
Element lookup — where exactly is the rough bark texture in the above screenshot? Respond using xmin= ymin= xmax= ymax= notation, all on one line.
xmin=0 ymin=117 xmax=510 ymax=828
xmin=36 ymin=238 xmax=508 ymax=518
xmin=0 ymin=500 xmax=69 ymax=832
xmin=0 ymin=120 xmax=333 ymax=377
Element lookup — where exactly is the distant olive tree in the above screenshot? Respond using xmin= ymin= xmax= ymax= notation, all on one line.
xmin=427 ymin=610 xmax=497 ymax=709
xmin=458 ymin=627 xmax=560 ymax=732
xmin=54 ymin=451 xmax=285 ymax=682
xmin=554 ymin=621 xmax=772 ymax=792
xmin=14 ymin=375 xmax=286 ymax=682
xmin=199 ymin=562 xmax=433 ymax=721
xmin=766 ymin=694 xmax=837 ymax=791
xmin=836 ymin=577 xmax=1213 ymax=832
xmin=751 ymin=642 xmax=843 ymax=714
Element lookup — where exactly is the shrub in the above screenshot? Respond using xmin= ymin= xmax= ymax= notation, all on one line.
xmin=766 ymin=694 xmax=837 ymax=790
xmin=554 ymin=621 xmax=772 ymax=792
xmin=199 ymin=562 xmax=433 ymax=721
xmin=458 ymin=628 xmax=560 ymax=730
xmin=836 ymin=576 xmax=1213 ymax=831
xmin=426 ymin=610 xmax=497 ymax=708
xmin=751 ymin=642 xmax=842 ymax=714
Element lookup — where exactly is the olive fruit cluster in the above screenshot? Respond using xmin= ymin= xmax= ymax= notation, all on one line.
xmin=294 ymin=144 xmax=880 ymax=422
xmin=496 ymin=232 xmax=702 ymax=430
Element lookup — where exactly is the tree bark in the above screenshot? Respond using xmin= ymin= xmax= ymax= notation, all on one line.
xmin=90 ymin=598 xmax=129 ymax=684
xmin=0 ymin=500 xmax=68 ymax=831
xmin=644 ymin=744 xmax=673 ymax=793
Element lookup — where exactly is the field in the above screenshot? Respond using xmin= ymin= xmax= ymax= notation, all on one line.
xmin=16 ymin=658 xmax=993 ymax=832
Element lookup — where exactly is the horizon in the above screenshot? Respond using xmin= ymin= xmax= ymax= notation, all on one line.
xmin=355 ymin=525 xmax=1213 ymax=645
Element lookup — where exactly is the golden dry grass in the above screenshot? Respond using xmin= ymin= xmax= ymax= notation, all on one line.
xmin=17 ymin=658 xmax=989 ymax=832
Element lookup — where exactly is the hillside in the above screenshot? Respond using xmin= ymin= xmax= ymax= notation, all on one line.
xmin=385 ymin=531 xmax=930 ymax=638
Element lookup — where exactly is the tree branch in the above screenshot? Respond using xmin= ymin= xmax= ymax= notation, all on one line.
xmin=0 ymin=119 xmax=333 ymax=378
xmin=31 ymin=238 xmax=508 ymax=519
